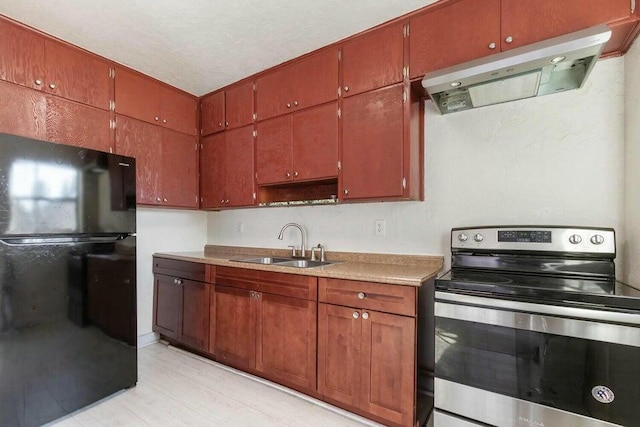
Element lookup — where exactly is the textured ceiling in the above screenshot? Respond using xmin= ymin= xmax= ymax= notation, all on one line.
xmin=0 ymin=0 xmax=437 ymax=96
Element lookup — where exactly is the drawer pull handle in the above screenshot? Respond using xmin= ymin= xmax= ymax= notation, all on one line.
xmin=357 ymin=292 xmax=366 ymax=300
xmin=352 ymin=311 xmax=360 ymax=319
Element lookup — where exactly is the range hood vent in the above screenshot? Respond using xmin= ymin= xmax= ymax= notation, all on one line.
xmin=422 ymin=25 xmax=611 ymax=114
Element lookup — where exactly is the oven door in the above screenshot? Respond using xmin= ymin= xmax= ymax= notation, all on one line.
xmin=434 ymin=291 xmax=640 ymax=427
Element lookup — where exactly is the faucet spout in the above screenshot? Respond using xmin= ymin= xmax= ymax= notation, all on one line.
xmin=277 ymin=223 xmax=307 ymax=258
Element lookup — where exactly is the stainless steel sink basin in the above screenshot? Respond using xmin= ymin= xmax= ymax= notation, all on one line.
xmin=231 ymin=257 xmax=293 ymax=265
xmin=277 ymin=259 xmax=332 ymax=268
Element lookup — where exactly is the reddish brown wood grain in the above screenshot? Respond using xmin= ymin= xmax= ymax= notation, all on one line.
xmin=114 ymin=67 xmax=161 ymax=125
xmin=224 ymin=125 xmax=256 ymax=207
xmin=200 ymin=91 xmax=225 ymax=135
xmin=214 ymin=266 xmax=317 ymax=300
xmin=44 ymin=40 xmax=111 ymax=110
xmin=0 ymin=19 xmax=45 ymax=90
xmin=342 ymin=23 xmax=404 ymax=97
xmin=153 ymin=274 xmax=180 ymax=339
xmin=342 ymin=84 xmax=404 ymax=200
xmin=161 ymin=129 xmax=198 ymax=208
xmin=178 ymin=280 xmax=210 ymax=352
xmin=292 ymin=102 xmax=338 ymax=182
xmin=225 ymin=81 xmax=254 ymax=129
xmin=115 ymin=115 xmax=162 ymax=205
xmin=160 ymin=86 xmax=197 ymax=136
xmin=0 ymin=80 xmax=46 ymax=140
xmin=256 ymin=114 xmax=292 ymax=185
xmin=200 ymin=133 xmax=226 ymax=208
xmin=45 ymin=96 xmax=110 ymax=152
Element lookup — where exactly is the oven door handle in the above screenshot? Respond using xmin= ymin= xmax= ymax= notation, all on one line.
xmin=435 ymin=292 xmax=640 ymax=347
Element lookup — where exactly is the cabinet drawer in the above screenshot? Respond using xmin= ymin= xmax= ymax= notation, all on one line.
xmin=215 ymin=266 xmax=317 ymax=301
xmin=319 ymin=278 xmax=416 ymax=317
xmin=153 ymin=257 xmax=205 ymax=282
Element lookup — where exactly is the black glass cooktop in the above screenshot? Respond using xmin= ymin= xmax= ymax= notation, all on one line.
xmin=436 ymin=269 xmax=640 ymax=312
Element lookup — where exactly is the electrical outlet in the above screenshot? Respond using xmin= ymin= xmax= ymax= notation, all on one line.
xmin=375 ymin=220 xmax=386 ymax=236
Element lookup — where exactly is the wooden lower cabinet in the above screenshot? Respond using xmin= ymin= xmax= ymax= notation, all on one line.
xmin=318 ymin=302 xmax=416 ymax=427
xmin=153 ymin=274 xmax=180 ymax=340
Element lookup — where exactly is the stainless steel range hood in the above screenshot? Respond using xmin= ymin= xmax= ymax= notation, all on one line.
xmin=422 ymin=25 xmax=612 ymax=114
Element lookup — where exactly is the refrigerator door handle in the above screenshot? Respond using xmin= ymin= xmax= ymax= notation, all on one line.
xmin=0 ymin=235 xmax=130 ymax=246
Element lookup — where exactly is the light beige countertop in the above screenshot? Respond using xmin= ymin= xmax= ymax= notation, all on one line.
xmin=154 ymin=245 xmax=444 ymax=287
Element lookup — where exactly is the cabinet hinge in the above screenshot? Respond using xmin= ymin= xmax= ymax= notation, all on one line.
xmin=337 ymin=108 xmax=341 ymax=118
xmin=253 ymin=192 xmax=256 ymax=200
xmin=108 ymin=100 xmax=115 ymax=111
xmin=337 ymin=160 xmax=341 ymax=171
xmin=402 ymin=67 xmax=407 ymax=78
xmin=338 ymin=86 xmax=341 ymax=97
xmin=632 ymin=0 xmax=636 ymax=13
xmin=253 ymin=82 xmax=257 ymax=91
xmin=195 ymin=143 xmax=198 ymax=151
xmin=253 ymin=130 xmax=257 ymax=138
xmin=403 ymin=91 xmax=407 ymax=103
xmin=200 ymin=143 xmax=203 ymax=149
xmin=338 ymin=50 xmax=342 ymax=61
xmin=109 ymin=147 xmax=113 ymax=154
xmin=402 ymin=177 xmax=406 ymax=189
xmin=255 ymin=172 xmax=258 ymax=179
xmin=109 ymin=120 xmax=116 ymax=129
xmin=406 ymin=24 xmax=410 ymax=37
xmin=200 ymin=197 xmax=203 ymax=203
xmin=109 ymin=68 xmax=115 ymax=79
xmin=252 ymin=113 xmax=257 ymax=121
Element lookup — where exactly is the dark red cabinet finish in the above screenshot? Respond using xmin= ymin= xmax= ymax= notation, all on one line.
xmin=0 ymin=19 xmax=45 ymax=91
xmin=342 ymin=23 xmax=405 ymax=97
xmin=225 ymin=81 xmax=254 ymax=130
xmin=160 ymin=86 xmax=197 ymax=136
xmin=45 ymin=96 xmax=110 ymax=152
xmin=200 ymin=125 xmax=255 ymax=209
xmin=256 ymin=114 xmax=292 ymax=185
xmin=161 ymin=129 xmax=199 ymax=208
xmin=200 ymin=91 xmax=225 ymax=135
xmin=177 ymin=279 xmax=210 ymax=352
xmin=0 ymin=80 xmax=46 ymax=140
xmin=153 ymin=274 xmax=181 ymax=340
xmin=342 ymin=84 xmax=405 ymax=200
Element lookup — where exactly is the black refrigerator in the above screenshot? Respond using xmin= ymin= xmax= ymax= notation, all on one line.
xmin=0 ymin=133 xmax=137 ymax=426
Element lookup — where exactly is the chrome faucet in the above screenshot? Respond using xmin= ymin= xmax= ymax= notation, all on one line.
xmin=277 ymin=223 xmax=306 ymax=258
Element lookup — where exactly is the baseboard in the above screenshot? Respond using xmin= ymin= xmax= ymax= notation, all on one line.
xmin=137 ymin=331 xmax=159 ymax=348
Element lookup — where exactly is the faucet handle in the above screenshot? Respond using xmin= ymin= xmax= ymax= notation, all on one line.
xmin=310 ymin=247 xmax=318 ymax=261
xmin=287 ymin=245 xmax=297 ymax=257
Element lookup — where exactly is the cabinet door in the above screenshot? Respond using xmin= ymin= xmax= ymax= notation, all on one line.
xmin=290 ymin=48 xmax=339 ymax=111
xmin=292 ymin=102 xmax=338 ymax=182
xmin=153 ymin=274 xmax=180 ymax=339
xmin=114 ymin=67 xmax=161 ymax=125
xmin=210 ymin=285 xmax=255 ymax=370
xmin=361 ymin=310 xmax=415 ymax=427
xmin=44 ymin=40 xmax=111 ymax=110
xmin=45 ymin=96 xmax=110 ymax=152
xmin=160 ymin=86 xmax=197 ymax=136
xmin=0 ymin=80 xmax=46 ymax=140
xmin=318 ymin=303 xmax=361 ymax=408
xmin=161 ymin=129 xmax=198 ymax=208
xmin=256 ymin=114 xmax=292 ymax=185
xmin=255 ymin=293 xmax=317 ymax=392
xmin=409 ymin=0 xmax=501 ymax=77
xmin=200 ymin=133 xmax=226 ymax=209
xmin=225 ymin=125 xmax=256 ymax=207
xmin=225 ymin=81 xmax=254 ymax=130
xmin=178 ymin=280 xmax=210 ymax=352
xmin=501 ymin=0 xmax=633 ymax=51
xmin=256 ymin=67 xmax=293 ymax=121
xmin=342 ymin=23 xmax=404 ymax=97
xmin=200 ymin=91 xmax=225 ymax=136
xmin=0 ymin=20 xmax=45 ymax=90
xmin=115 ymin=115 xmax=162 ymax=205
xmin=342 ymin=84 xmax=404 ymax=200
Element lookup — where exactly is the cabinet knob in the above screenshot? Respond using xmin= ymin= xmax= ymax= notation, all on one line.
xmin=173 ymin=278 xmax=177 ymax=284
xmin=163 ymin=198 xmax=168 ymax=202
xmin=488 ymin=42 xmax=496 ymax=50
xmin=293 ymin=171 xmax=299 ymax=177
xmin=225 ymin=121 xmax=229 ymax=126
xmin=344 ymin=189 xmax=349 ymax=195
xmin=176 ymin=279 xmax=182 ymax=285
xmin=286 ymin=172 xmax=291 ymax=178
xmin=505 ymin=36 xmax=513 ymax=44
xmin=286 ymin=102 xmax=291 ymax=108
xmin=48 ymin=83 xmax=56 ymax=89
xmin=352 ymin=311 xmax=360 ymax=319
xmin=344 ymin=86 xmax=349 ymax=92
xmin=357 ymin=292 xmax=366 ymax=300
xmin=218 ymin=122 xmax=222 ymax=127
xmin=293 ymin=100 xmax=298 ymax=106
xmin=362 ymin=312 xmax=369 ymax=320
xmin=224 ymin=199 xmax=229 ymax=204
xmin=34 ymin=79 xmax=42 ymax=86
xmin=155 ymin=116 xmax=159 ymax=121
xmin=156 ymin=197 xmax=161 ymax=202
xmin=162 ymin=119 xmax=167 ymax=124
xmin=220 ymin=199 xmax=225 ymax=204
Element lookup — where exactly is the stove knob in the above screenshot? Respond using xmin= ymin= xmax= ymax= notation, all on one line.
xmin=458 ymin=233 xmax=468 ymax=242
xmin=473 ymin=233 xmax=484 ymax=242
xmin=590 ymin=234 xmax=605 ymax=245
xmin=569 ymin=234 xmax=583 ymax=244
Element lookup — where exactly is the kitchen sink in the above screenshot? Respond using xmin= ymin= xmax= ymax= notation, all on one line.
xmin=230 ymin=257 xmax=333 ymax=268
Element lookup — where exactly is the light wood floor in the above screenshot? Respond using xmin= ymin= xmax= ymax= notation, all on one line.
xmin=49 ymin=342 xmax=379 ymax=427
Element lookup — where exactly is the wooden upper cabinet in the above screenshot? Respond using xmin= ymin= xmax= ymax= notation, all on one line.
xmin=256 ymin=114 xmax=292 ymax=185
xmin=0 ymin=80 xmax=46 ymax=140
xmin=225 ymin=81 xmax=254 ymax=130
xmin=342 ymin=84 xmax=405 ymax=201
xmin=342 ymin=23 xmax=405 ymax=97
xmin=292 ymin=102 xmax=338 ymax=182
xmin=160 ymin=86 xmax=197 ymax=136
xmin=161 ymin=129 xmax=198 ymax=208
xmin=200 ymin=133 xmax=226 ymax=209
xmin=114 ymin=67 xmax=161 ymax=124
xmin=200 ymin=91 xmax=225 ymax=136
xmin=0 ymin=20 xmax=45 ymax=90
xmin=256 ymin=48 xmax=339 ymax=121
xmin=115 ymin=66 xmax=197 ymax=135
xmin=409 ymin=0 xmax=501 ymax=78
xmin=224 ymin=125 xmax=255 ymax=207
xmin=501 ymin=0 xmax=633 ymax=50
xmin=44 ymin=40 xmax=111 ymax=110
xmin=45 ymin=96 xmax=110 ymax=152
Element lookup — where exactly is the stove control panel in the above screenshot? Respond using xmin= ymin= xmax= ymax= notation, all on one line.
xmin=451 ymin=226 xmax=615 ymax=255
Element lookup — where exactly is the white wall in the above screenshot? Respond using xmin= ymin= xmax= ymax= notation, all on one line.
xmin=623 ymin=40 xmax=640 ymax=288
xmin=207 ymin=57 xmax=626 ymax=273
xmin=137 ymin=208 xmax=207 ymax=337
